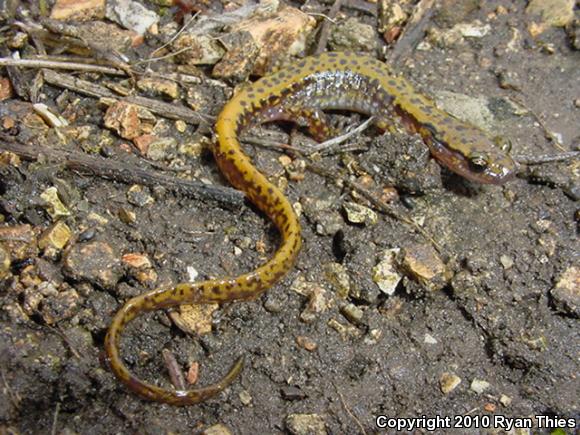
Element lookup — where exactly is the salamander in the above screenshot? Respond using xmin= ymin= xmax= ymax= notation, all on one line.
xmin=105 ymin=52 xmax=517 ymax=406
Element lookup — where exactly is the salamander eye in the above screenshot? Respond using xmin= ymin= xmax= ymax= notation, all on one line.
xmin=468 ymin=153 xmax=489 ymax=172
xmin=493 ymin=136 xmax=512 ymax=153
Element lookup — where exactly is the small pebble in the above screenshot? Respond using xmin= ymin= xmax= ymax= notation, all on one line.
xmin=285 ymin=413 xmax=326 ymax=435
xmin=201 ymin=423 xmax=232 ymax=435
xmin=281 ymin=386 xmax=307 ymax=401
xmin=239 ymin=390 xmax=252 ymax=406
xmin=470 ymin=378 xmax=491 ymax=394
xmin=500 ymin=394 xmax=512 ymax=406
xmin=126 ymin=184 xmax=154 ymax=207
xmin=440 ymin=372 xmax=462 ymax=394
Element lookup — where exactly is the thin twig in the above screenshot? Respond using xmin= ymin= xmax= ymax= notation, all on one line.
xmin=148 ymin=12 xmax=200 ymax=59
xmin=388 ymin=0 xmax=435 ymax=66
xmin=318 ymin=0 xmax=377 ymax=16
xmin=162 ymin=349 xmax=187 ymax=390
xmin=41 ymin=69 xmax=212 ymax=125
xmin=308 ymin=117 xmax=375 ymax=155
xmin=336 ymin=388 xmax=368 ymax=435
xmin=0 ymin=135 xmax=244 ymax=209
xmin=1 ymin=369 xmax=21 ymax=408
xmin=514 ymin=151 xmax=579 ymax=165
xmin=0 ymin=57 xmax=126 ymax=75
xmin=51 ymin=402 xmax=60 ymax=435
xmin=315 ymin=0 xmax=346 ymax=54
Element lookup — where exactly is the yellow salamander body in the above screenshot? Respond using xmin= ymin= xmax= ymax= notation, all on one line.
xmin=105 ymin=52 xmax=516 ymax=405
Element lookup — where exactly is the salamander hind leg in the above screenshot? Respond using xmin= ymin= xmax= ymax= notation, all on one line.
xmin=258 ymin=106 xmax=334 ymax=142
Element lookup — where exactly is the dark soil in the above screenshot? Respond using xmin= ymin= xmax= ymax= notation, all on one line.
xmin=0 ymin=1 xmax=578 ymax=434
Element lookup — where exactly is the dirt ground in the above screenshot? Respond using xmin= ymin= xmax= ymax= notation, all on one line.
xmin=0 ymin=1 xmax=578 ymax=434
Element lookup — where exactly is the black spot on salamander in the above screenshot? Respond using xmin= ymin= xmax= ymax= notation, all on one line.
xmin=388 ymin=79 xmax=397 ymax=86
xmin=256 ymin=87 xmax=265 ymax=93
xmin=240 ymin=100 xmax=248 ymax=107
xmin=211 ymin=286 xmax=221 ymax=295
xmin=328 ymin=52 xmax=338 ymax=57
xmin=455 ymin=125 xmax=466 ymax=131
xmin=339 ymin=59 xmax=347 ymax=65
xmin=247 ymin=92 xmax=256 ymax=99
xmin=410 ymin=97 xmax=421 ymax=104
xmin=298 ymin=60 xmax=306 ymax=67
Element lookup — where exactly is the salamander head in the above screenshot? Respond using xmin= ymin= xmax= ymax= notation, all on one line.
xmin=424 ymin=124 xmax=517 ymax=185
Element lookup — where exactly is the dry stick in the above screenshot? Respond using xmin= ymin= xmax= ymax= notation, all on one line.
xmin=51 ymin=402 xmax=60 ymax=435
xmin=0 ymin=57 xmax=126 ymax=76
xmin=0 ymin=136 xmax=244 ymax=209
xmin=308 ymin=117 xmax=375 ymax=155
xmin=514 ymin=151 xmax=579 ymax=165
xmin=314 ymin=0 xmax=346 ymax=54
xmin=41 ymin=69 xmax=213 ymax=125
xmin=161 ymin=349 xmax=187 ymax=391
xmin=319 ymin=0 xmax=377 ymax=16
xmin=387 ymin=0 xmax=435 ymax=66
xmin=336 ymin=389 xmax=368 ymax=435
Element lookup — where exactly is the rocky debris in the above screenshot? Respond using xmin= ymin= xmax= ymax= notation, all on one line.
xmin=169 ymin=302 xmax=217 ymax=335
xmin=186 ymin=83 xmax=229 ymax=116
xmin=329 ymin=17 xmax=378 ymax=53
xmin=285 ymin=413 xmax=327 ymax=435
xmin=0 ymin=243 xmax=10 ymax=280
xmin=550 ymin=266 xmax=579 ymax=317
xmin=0 ymin=76 xmax=14 ymax=101
xmin=470 ymin=378 xmax=491 ymax=394
xmin=126 ymin=184 xmax=154 ymax=207
xmin=281 ymin=385 xmax=307 ymax=401
xmin=201 ymin=423 xmax=233 ymax=435
xmin=212 ymin=32 xmax=260 ymax=82
xmin=377 ymin=0 xmax=408 ymax=38
xmin=121 ymin=253 xmax=157 ymax=286
xmin=40 ymin=187 xmax=71 ymax=220
xmin=63 ymin=241 xmax=122 ymax=289
xmin=323 ymin=262 xmax=351 ymax=299
xmin=343 ymin=201 xmax=378 ymax=226
xmin=238 ymin=390 xmax=252 ymax=406
xmin=439 ymin=372 xmax=462 ymax=394
xmin=103 ymin=101 xmax=153 ymax=140
xmin=136 ymin=77 xmax=179 ymax=100
xmin=38 ymin=221 xmax=72 ymax=259
xmin=399 ymin=244 xmax=448 ymax=293
xmin=372 ymin=248 xmax=402 ymax=296
xmin=50 ymin=0 xmax=106 ymax=21
xmin=229 ymin=6 xmax=316 ymax=75
xmin=301 ymin=195 xmax=343 ymax=236
xmin=291 ymin=276 xmax=329 ymax=323
xmin=172 ymin=34 xmax=225 ymax=65
xmin=295 ymin=335 xmax=317 ymax=352
xmin=426 ymin=21 xmax=491 ymax=48
xmin=0 ymin=224 xmax=38 ymax=261
xmin=526 ymin=0 xmax=575 ymax=31
xmin=106 ymin=0 xmax=159 ymax=35
xmin=340 ymin=302 xmax=364 ymax=325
